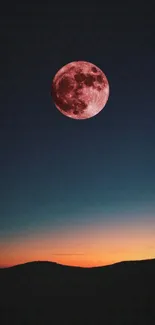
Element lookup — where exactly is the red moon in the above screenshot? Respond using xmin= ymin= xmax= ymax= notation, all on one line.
xmin=51 ymin=61 xmax=109 ymax=120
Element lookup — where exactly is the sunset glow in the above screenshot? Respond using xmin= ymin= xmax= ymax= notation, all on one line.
xmin=1 ymin=214 xmax=154 ymax=268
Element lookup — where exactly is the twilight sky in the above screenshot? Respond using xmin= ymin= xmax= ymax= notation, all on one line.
xmin=0 ymin=2 xmax=155 ymax=267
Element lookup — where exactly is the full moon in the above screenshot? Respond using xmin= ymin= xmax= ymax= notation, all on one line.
xmin=51 ymin=61 xmax=109 ymax=120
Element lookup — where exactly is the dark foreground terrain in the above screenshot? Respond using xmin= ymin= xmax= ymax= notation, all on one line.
xmin=0 ymin=258 xmax=155 ymax=324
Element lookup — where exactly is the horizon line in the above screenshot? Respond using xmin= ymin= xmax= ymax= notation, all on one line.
xmin=0 ymin=256 xmax=155 ymax=269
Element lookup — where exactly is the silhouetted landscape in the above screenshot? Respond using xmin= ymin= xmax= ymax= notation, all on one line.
xmin=0 ymin=258 xmax=155 ymax=324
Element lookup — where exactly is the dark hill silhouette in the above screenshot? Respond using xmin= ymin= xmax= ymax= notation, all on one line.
xmin=0 ymin=258 xmax=155 ymax=324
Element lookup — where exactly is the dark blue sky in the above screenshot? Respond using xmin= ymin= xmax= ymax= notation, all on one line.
xmin=0 ymin=2 xmax=155 ymax=266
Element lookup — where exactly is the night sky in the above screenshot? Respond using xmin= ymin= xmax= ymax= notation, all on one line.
xmin=0 ymin=2 xmax=155 ymax=267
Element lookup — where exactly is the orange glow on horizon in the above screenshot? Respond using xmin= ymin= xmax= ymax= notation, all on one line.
xmin=0 ymin=215 xmax=155 ymax=268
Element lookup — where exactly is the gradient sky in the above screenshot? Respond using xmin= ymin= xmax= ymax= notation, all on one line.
xmin=0 ymin=2 xmax=155 ymax=267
